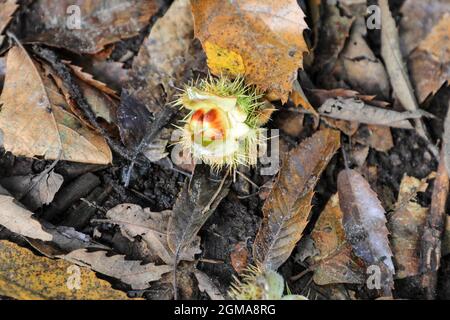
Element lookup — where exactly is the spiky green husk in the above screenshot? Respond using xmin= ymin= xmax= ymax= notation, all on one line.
xmin=175 ymin=75 xmax=268 ymax=171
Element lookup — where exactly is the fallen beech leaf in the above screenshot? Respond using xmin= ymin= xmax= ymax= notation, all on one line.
xmin=303 ymin=193 xmax=366 ymax=285
xmin=0 ymin=0 xmax=18 ymax=46
xmin=167 ymin=165 xmax=230 ymax=261
xmin=0 ymin=240 xmax=132 ymax=300
xmin=21 ymin=0 xmax=160 ymax=54
xmin=62 ymin=249 xmax=172 ymax=290
xmin=408 ymin=14 xmax=450 ymax=102
xmin=191 ymin=0 xmax=309 ymax=102
xmin=318 ymin=97 xmax=429 ymax=129
xmin=388 ymin=175 xmax=429 ymax=279
xmin=130 ymin=0 xmax=194 ymax=112
xmin=338 ymin=169 xmax=395 ymax=295
xmin=106 ymin=203 xmax=201 ymax=265
xmin=253 ymin=129 xmax=341 ymax=270
xmin=0 ymin=46 xmax=112 ymax=164
xmin=0 ymin=170 xmax=63 ymax=211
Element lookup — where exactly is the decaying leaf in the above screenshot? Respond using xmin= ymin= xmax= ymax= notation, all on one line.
xmin=388 ymin=175 xmax=429 ymax=279
xmin=253 ymin=128 xmax=341 ymax=271
xmin=399 ymin=0 xmax=450 ymax=56
xmin=318 ymin=97 xmax=430 ymax=129
xmin=130 ymin=0 xmax=194 ymax=112
xmin=408 ymin=14 xmax=450 ymax=103
xmin=61 ymin=249 xmax=172 ymax=290
xmin=0 ymin=240 xmax=131 ymax=300
xmin=333 ymin=17 xmax=390 ymax=98
xmin=230 ymin=241 xmax=249 ymax=274
xmin=307 ymin=194 xmax=365 ymax=285
xmin=191 ymin=0 xmax=309 ymax=102
xmin=0 ymin=0 xmax=18 ymax=46
xmin=0 ymin=194 xmax=52 ymax=241
xmin=106 ymin=203 xmax=201 ymax=265
xmin=0 ymin=170 xmax=63 ymax=211
xmin=337 ymin=169 xmax=395 ymax=295
xmin=21 ymin=0 xmax=160 ymax=54
xmin=167 ymin=165 xmax=230 ymax=261
xmin=0 ymin=46 xmax=112 ymax=164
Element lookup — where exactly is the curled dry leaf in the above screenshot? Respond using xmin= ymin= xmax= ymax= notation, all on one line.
xmin=318 ymin=97 xmax=430 ymax=129
xmin=191 ymin=0 xmax=309 ymax=102
xmin=388 ymin=175 xmax=429 ymax=279
xmin=106 ymin=203 xmax=201 ymax=265
xmin=307 ymin=193 xmax=365 ymax=285
xmin=21 ymin=0 xmax=160 ymax=54
xmin=61 ymin=249 xmax=172 ymax=290
xmin=0 ymin=46 xmax=112 ymax=164
xmin=337 ymin=169 xmax=395 ymax=295
xmin=0 ymin=240 xmax=132 ymax=300
xmin=253 ymin=128 xmax=341 ymax=271
xmin=167 ymin=165 xmax=230 ymax=261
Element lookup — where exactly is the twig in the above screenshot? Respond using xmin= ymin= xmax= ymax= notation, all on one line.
xmin=419 ymin=148 xmax=449 ymax=299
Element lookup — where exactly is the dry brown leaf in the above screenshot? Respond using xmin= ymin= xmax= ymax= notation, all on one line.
xmin=400 ymin=0 xmax=450 ymax=56
xmin=388 ymin=175 xmax=429 ymax=279
xmin=106 ymin=203 xmax=201 ymax=265
xmin=318 ymin=97 xmax=427 ymax=129
xmin=167 ymin=165 xmax=230 ymax=262
xmin=253 ymin=128 xmax=341 ymax=271
xmin=0 ymin=240 xmax=132 ymax=300
xmin=0 ymin=46 xmax=112 ymax=164
xmin=408 ymin=14 xmax=450 ymax=103
xmin=130 ymin=0 xmax=194 ymax=112
xmin=337 ymin=169 xmax=395 ymax=295
xmin=0 ymin=170 xmax=63 ymax=211
xmin=0 ymin=0 xmax=18 ymax=46
xmin=308 ymin=194 xmax=366 ymax=285
xmin=333 ymin=17 xmax=390 ymax=98
xmin=21 ymin=0 xmax=160 ymax=54
xmin=62 ymin=249 xmax=172 ymax=290
xmin=65 ymin=61 xmax=118 ymax=98
xmin=191 ymin=0 xmax=309 ymax=102
xmin=0 ymin=194 xmax=52 ymax=241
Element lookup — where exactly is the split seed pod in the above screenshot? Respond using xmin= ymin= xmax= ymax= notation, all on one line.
xmin=175 ymin=76 xmax=270 ymax=171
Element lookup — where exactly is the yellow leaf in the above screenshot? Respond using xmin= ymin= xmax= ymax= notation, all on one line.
xmin=0 ymin=240 xmax=132 ymax=300
xmin=191 ymin=0 xmax=309 ymax=102
xmin=204 ymin=42 xmax=246 ymax=76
